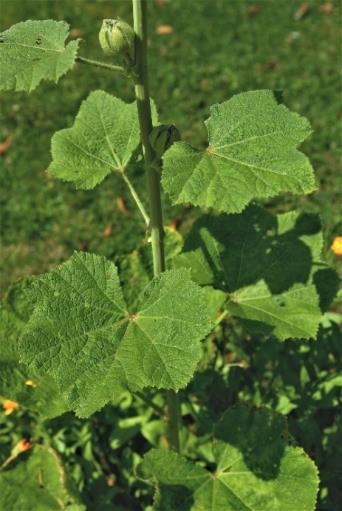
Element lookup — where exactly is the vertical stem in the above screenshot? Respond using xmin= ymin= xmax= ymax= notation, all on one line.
xmin=132 ymin=0 xmax=180 ymax=452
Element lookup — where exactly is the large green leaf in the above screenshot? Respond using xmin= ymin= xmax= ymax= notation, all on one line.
xmin=140 ymin=405 xmax=319 ymax=511
xmin=162 ymin=90 xmax=315 ymax=213
xmin=0 ymin=20 xmax=79 ymax=92
xmin=48 ymin=91 xmax=157 ymax=189
xmin=20 ymin=252 xmax=212 ymax=417
xmin=174 ymin=206 xmax=333 ymax=340
xmin=0 ymin=446 xmax=85 ymax=511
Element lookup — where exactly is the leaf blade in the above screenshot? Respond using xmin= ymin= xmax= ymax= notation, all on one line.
xmin=140 ymin=405 xmax=319 ymax=511
xmin=20 ymin=253 xmax=212 ymax=417
xmin=174 ymin=206 xmax=331 ymax=340
xmin=162 ymin=90 xmax=315 ymax=213
xmin=0 ymin=20 xmax=79 ymax=92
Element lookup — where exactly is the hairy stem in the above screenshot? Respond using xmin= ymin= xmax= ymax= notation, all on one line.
xmin=76 ymin=56 xmax=126 ymax=73
xmin=132 ymin=0 xmax=181 ymax=452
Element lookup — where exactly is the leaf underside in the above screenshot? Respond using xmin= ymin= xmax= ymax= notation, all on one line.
xmin=162 ymin=90 xmax=316 ymax=213
xmin=140 ymin=405 xmax=319 ymax=511
xmin=19 ymin=252 xmax=212 ymax=417
xmin=0 ymin=20 xmax=79 ymax=92
xmin=174 ymin=205 xmax=333 ymax=340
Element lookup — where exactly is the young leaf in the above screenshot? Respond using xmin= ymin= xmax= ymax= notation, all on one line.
xmin=162 ymin=90 xmax=315 ymax=213
xmin=0 ymin=446 xmax=85 ymax=510
xmin=19 ymin=252 xmax=212 ymax=417
xmin=0 ymin=20 xmax=79 ymax=92
xmin=48 ymin=91 xmax=157 ymax=189
xmin=139 ymin=405 xmax=319 ymax=511
xmin=174 ymin=206 xmax=334 ymax=340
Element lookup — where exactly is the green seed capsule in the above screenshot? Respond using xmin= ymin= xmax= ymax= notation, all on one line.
xmin=99 ymin=19 xmax=135 ymax=63
xmin=149 ymin=124 xmax=181 ymax=159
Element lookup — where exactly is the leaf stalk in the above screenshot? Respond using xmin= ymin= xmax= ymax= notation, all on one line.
xmin=76 ymin=55 xmax=126 ymax=73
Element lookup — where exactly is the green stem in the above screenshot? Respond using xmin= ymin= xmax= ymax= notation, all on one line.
xmin=132 ymin=0 xmax=181 ymax=452
xmin=121 ymin=171 xmax=150 ymax=226
xmin=76 ymin=56 xmax=126 ymax=74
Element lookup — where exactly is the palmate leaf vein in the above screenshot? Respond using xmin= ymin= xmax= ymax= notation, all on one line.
xmin=211 ymin=151 xmax=305 ymax=188
xmin=94 ymin=98 xmax=122 ymax=169
xmin=213 ymin=129 xmax=285 ymax=151
xmin=2 ymin=41 xmax=62 ymax=54
xmin=217 ymin=479 xmax=254 ymax=511
xmin=234 ymin=301 xmax=311 ymax=337
xmin=64 ymin=136 xmax=114 ymax=169
xmin=134 ymin=321 xmax=176 ymax=386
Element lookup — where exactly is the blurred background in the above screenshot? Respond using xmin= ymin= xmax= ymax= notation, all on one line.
xmin=0 ymin=1 xmax=341 ymax=510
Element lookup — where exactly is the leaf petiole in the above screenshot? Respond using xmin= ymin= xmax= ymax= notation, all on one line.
xmin=76 ymin=55 xmax=126 ymax=74
xmin=121 ymin=171 xmax=150 ymax=226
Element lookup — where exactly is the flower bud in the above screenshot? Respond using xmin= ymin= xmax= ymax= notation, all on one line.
xmin=149 ymin=124 xmax=181 ymax=159
xmin=99 ymin=19 xmax=135 ymax=64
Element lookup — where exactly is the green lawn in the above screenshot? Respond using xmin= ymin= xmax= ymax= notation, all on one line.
xmin=1 ymin=0 xmax=341 ymax=290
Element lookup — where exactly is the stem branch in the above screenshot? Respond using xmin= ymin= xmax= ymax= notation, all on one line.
xmin=132 ymin=0 xmax=181 ymax=452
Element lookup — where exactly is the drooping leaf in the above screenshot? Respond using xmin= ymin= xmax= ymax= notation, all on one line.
xmin=20 ymin=252 xmax=212 ymax=417
xmin=139 ymin=405 xmax=319 ymax=511
xmin=0 ymin=280 xmax=70 ymax=419
xmin=48 ymin=91 xmax=157 ymax=189
xmin=0 ymin=446 xmax=85 ymax=511
xmin=0 ymin=20 xmax=79 ymax=92
xmin=162 ymin=90 xmax=315 ymax=213
xmin=174 ymin=206 xmax=335 ymax=340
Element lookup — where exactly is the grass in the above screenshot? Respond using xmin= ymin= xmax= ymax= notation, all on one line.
xmin=1 ymin=0 xmax=341 ymax=290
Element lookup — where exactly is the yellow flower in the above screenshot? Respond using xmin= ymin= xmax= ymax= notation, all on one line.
xmin=3 ymin=400 xmax=19 ymax=415
xmin=25 ymin=379 xmax=37 ymax=388
xmin=331 ymin=236 xmax=342 ymax=256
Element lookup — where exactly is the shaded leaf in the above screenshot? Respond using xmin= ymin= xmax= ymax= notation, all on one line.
xmin=140 ymin=405 xmax=319 ymax=511
xmin=162 ymin=90 xmax=315 ymax=213
xmin=0 ymin=20 xmax=79 ymax=92
xmin=0 ymin=446 xmax=85 ymax=511
xmin=174 ymin=206 xmax=336 ymax=340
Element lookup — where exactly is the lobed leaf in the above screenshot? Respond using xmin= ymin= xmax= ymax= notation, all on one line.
xmin=48 ymin=91 xmax=157 ymax=189
xmin=0 ymin=20 xmax=79 ymax=92
xmin=140 ymin=405 xmax=319 ymax=511
xmin=19 ymin=252 xmax=212 ymax=417
xmin=0 ymin=446 xmax=85 ymax=510
xmin=174 ymin=206 xmax=335 ymax=340
xmin=162 ymin=90 xmax=315 ymax=213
